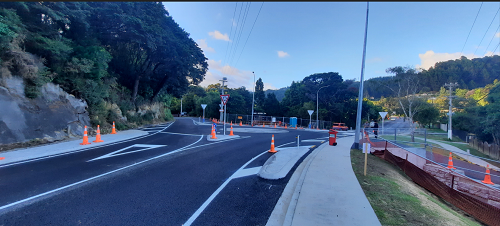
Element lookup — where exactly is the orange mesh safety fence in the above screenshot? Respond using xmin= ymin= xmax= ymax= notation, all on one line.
xmin=370 ymin=147 xmax=500 ymax=226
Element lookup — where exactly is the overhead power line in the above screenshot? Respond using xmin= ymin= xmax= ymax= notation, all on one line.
xmin=473 ymin=7 xmax=500 ymax=56
xmin=228 ymin=2 xmax=251 ymax=69
xmin=460 ymin=2 xmax=483 ymax=58
xmin=482 ymin=24 xmax=500 ymax=56
xmin=223 ymin=2 xmax=244 ymax=75
xmin=221 ymin=2 xmax=238 ymax=75
xmin=234 ymin=2 xmax=264 ymax=67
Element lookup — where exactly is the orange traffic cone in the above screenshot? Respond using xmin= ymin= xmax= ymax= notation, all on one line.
xmin=210 ymin=125 xmax=217 ymax=139
xmin=111 ymin=121 xmax=117 ymax=134
xmin=274 ymin=124 xmax=277 ymax=128
xmin=94 ymin=125 xmax=104 ymax=143
xmin=0 ymin=157 xmax=5 ymax=160
xmin=80 ymin=126 xmax=91 ymax=145
xmin=269 ymin=134 xmax=277 ymax=153
xmin=230 ymin=121 xmax=233 ymax=127
xmin=240 ymin=121 xmax=242 ymax=126
xmin=229 ymin=125 xmax=234 ymax=136
xmin=285 ymin=124 xmax=288 ymax=129
xmin=295 ymin=125 xmax=297 ymax=129
xmin=447 ymin=152 xmax=456 ymax=169
xmin=482 ymin=165 xmax=494 ymax=185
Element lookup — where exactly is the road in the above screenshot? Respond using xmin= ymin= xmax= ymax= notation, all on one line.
xmin=0 ymin=117 xmax=350 ymax=225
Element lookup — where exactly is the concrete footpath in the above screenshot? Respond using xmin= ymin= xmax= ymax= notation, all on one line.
xmin=267 ymin=136 xmax=381 ymax=226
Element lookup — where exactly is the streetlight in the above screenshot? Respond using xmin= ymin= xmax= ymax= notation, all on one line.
xmin=251 ymin=72 xmax=256 ymax=126
xmin=316 ymin=85 xmax=330 ymax=129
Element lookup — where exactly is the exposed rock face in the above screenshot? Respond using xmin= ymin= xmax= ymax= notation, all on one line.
xmin=0 ymin=76 xmax=90 ymax=144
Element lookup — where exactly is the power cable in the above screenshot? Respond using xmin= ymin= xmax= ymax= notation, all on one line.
xmin=482 ymin=24 xmax=500 ymax=56
xmin=234 ymin=2 xmax=264 ymax=67
xmin=222 ymin=2 xmax=244 ymax=76
xmin=490 ymin=42 xmax=500 ymax=56
xmin=459 ymin=2 xmax=483 ymax=58
xmin=473 ymin=7 xmax=500 ymax=56
xmin=221 ymin=3 xmax=238 ymax=76
xmin=228 ymin=2 xmax=251 ymax=68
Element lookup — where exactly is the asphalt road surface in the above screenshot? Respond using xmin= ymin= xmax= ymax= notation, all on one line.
xmin=0 ymin=117 xmax=351 ymax=225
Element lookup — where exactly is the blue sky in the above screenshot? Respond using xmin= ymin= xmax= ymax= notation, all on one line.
xmin=163 ymin=2 xmax=500 ymax=91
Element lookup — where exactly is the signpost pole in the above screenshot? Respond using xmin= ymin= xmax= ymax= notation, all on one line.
xmin=201 ymin=104 xmax=207 ymax=123
xmin=307 ymin=110 xmax=314 ymax=129
xmin=379 ymin=112 xmax=388 ymax=136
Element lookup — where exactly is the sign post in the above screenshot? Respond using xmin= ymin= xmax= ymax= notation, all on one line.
xmin=379 ymin=112 xmax=388 ymax=135
xmin=220 ymin=94 xmax=230 ymax=135
xmin=201 ymin=104 xmax=207 ymax=123
xmin=307 ymin=110 xmax=314 ymax=129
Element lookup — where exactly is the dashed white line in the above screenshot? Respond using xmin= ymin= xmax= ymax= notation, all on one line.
xmin=183 ymin=151 xmax=268 ymax=226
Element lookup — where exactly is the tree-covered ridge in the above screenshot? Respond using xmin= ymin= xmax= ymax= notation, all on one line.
xmin=0 ymin=2 xmax=207 ymax=127
xmin=364 ymin=55 xmax=500 ymax=99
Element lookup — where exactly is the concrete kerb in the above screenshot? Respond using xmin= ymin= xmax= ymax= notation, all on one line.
xmin=266 ymin=143 xmax=325 ymax=226
xmin=206 ymin=134 xmax=240 ymax=141
xmin=258 ymin=146 xmax=312 ymax=180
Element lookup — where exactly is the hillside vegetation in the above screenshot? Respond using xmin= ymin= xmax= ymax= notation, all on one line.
xmin=0 ymin=2 xmax=207 ymax=129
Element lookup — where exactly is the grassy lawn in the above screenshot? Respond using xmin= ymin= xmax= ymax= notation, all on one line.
xmin=350 ymin=149 xmax=481 ymax=225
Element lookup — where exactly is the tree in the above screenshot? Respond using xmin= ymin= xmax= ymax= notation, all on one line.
xmin=384 ymin=66 xmax=423 ymax=141
xmin=413 ymin=101 xmax=440 ymax=128
xmin=254 ymin=78 xmax=265 ymax=112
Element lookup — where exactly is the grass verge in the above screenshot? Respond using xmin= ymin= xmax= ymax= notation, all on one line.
xmin=350 ymin=149 xmax=482 ymax=226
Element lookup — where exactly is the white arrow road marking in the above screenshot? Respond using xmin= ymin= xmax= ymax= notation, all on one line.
xmin=232 ymin=167 xmax=262 ymax=179
xmin=87 ymin=144 xmax=166 ymax=162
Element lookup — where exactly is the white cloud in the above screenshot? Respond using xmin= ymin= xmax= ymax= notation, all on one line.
xmin=264 ymin=83 xmax=277 ymax=90
xmin=496 ymin=32 xmax=500 ymax=38
xmin=199 ymin=59 xmax=254 ymax=90
xmin=415 ymin=50 xmax=484 ymax=70
xmin=367 ymin=57 xmax=383 ymax=63
xmin=196 ymin=39 xmax=215 ymax=53
xmin=277 ymin=51 xmax=289 ymax=58
xmin=208 ymin=30 xmax=230 ymax=41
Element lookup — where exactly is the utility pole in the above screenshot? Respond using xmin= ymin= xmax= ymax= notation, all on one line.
xmin=251 ymin=72 xmax=255 ymax=126
xmin=444 ymin=82 xmax=458 ymax=140
xmin=220 ymin=77 xmax=228 ymax=134
xmin=353 ymin=2 xmax=369 ymax=149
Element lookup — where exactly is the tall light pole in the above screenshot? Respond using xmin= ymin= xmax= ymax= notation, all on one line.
xmin=220 ymin=77 xmax=228 ymax=135
xmin=251 ymin=72 xmax=256 ymax=126
xmin=354 ymin=2 xmax=370 ymax=149
xmin=317 ymin=85 xmax=330 ymax=129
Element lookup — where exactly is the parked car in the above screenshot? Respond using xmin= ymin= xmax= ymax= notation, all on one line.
xmin=331 ymin=123 xmax=348 ymax=131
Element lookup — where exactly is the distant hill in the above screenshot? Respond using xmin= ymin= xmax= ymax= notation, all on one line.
xmin=265 ymin=87 xmax=288 ymax=102
xmin=363 ymin=55 xmax=500 ymax=99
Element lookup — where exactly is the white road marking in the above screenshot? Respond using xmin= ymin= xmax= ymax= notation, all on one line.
xmin=0 ymin=135 xmax=252 ymax=211
xmin=232 ymin=166 xmax=262 ymax=179
xmin=0 ymin=122 xmax=175 ymax=168
xmin=184 ymin=151 xmax=268 ymax=226
xmin=87 ymin=144 xmax=166 ymax=162
xmin=301 ymin=140 xmax=326 ymax=142
xmin=0 ymin=134 xmax=204 ymax=211
xmin=159 ymin=132 xmax=203 ymax=136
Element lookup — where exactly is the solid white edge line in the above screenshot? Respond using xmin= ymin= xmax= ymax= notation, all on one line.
xmin=0 ymin=133 xmax=202 ymax=211
xmin=159 ymin=132 xmax=204 ymax=136
xmin=183 ymin=150 xmax=268 ymax=226
xmin=0 ymin=122 xmax=176 ymax=168
xmin=233 ymin=166 xmax=262 ymax=179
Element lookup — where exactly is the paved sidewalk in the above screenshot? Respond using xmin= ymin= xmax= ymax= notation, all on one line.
xmin=267 ymin=136 xmax=381 ymax=226
xmin=414 ymin=137 xmax=500 ymax=171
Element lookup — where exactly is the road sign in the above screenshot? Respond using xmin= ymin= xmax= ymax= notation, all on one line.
xmin=219 ymin=109 xmax=224 ymax=112
xmin=201 ymin=104 xmax=207 ymax=109
xmin=238 ymin=116 xmax=242 ymax=119
xmin=213 ymin=123 xmax=217 ymax=132
xmin=220 ymin=94 xmax=230 ymax=105
xmin=379 ymin=112 xmax=388 ymax=119
xmin=307 ymin=110 xmax=314 ymax=116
